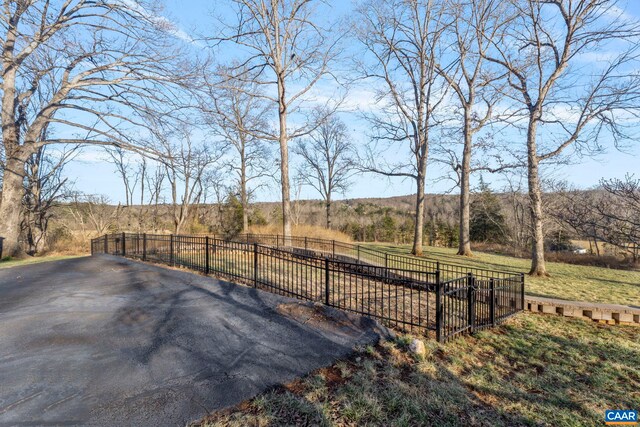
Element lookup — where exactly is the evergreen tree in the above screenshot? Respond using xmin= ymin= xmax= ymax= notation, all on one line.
xmin=470 ymin=179 xmax=507 ymax=243
xmin=219 ymin=193 xmax=244 ymax=239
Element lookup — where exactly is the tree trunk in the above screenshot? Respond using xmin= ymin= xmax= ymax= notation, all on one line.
xmin=412 ymin=128 xmax=429 ymax=256
xmin=413 ymin=180 xmax=425 ymax=256
xmin=240 ymin=153 xmax=249 ymax=233
xmin=527 ymin=118 xmax=549 ymax=276
xmin=277 ymin=78 xmax=292 ymax=244
xmin=26 ymin=222 xmax=48 ymax=255
xmin=0 ymin=156 xmax=27 ymax=257
xmin=241 ymin=190 xmax=249 ymax=234
xmin=457 ymin=110 xmax=473 ymax=257
xmin=1 ymin=56 xmax=23 ymax=257
xmin=412 ymin=161 xmax=427 ymax=256
xmin=326 ymin=196 xmax=331 ymax=229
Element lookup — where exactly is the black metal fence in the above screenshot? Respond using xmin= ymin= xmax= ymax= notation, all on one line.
xmin=233 ymin=233 xmax=521 ymax=283
xmin=91 ymin=232 xmax=524 ymax=342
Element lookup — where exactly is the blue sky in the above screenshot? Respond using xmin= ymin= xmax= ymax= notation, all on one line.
xmin=63 ymin=0 xmax=640 ymax=204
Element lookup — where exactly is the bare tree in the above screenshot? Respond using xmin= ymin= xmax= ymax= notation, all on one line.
xmin=554 ymin=176 xmax=640 ymax=262
xmin=485 ymin=0 xmax=640 ymax=275
xmin=501 ymin=172 xmax=531 ymax=256
xmin=436 ymin=0 xmax=508 ymax=256
xmin=0 ymin=1 xmax=196 ymax=256
xmin=294 ymin=109 xmax=354 ymax=228
xmin=206 ymin=66 xmax=273 ymax=233
xmin=105 ymin=147 xmax=140 ymax=207
xmin=145 ymin=162 xmax=167 ymax=232
xmin=152 ymin=125 xmax=222 ymax=234
xmin=290 ymin=175 xmax=306 ymax=227
xmin=67 ymin=194 xmax=123 ymax=237
xmin=200 ymin=168 xmax=230 ymax=232
xmin=599 ymin=176 xmax=640 ymax=261
xmin=354 ymin=0 xmax=449 ymax=256
xmin=215 ymin=0 xmax=340 ymax=242
xmin=22 ymin=145 xmax=76 ymax=254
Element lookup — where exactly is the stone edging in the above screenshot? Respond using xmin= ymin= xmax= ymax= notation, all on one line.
xmin=525 ymin=295 xmax=640 ymax=326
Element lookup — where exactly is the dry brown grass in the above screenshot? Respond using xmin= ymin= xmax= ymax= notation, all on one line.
xmin=48 ymin=230 xmax=93 ymax=255
xmin=248 ymin=224 xmax=353 ymax=242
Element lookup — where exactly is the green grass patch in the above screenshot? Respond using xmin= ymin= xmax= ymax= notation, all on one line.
xmin=196 ymin=313 xmax=640 ymax=427
xmin=365 ymin=243 xmax=640 ymax=306
xmin=0 ymin=255 xmax=84 ymax=270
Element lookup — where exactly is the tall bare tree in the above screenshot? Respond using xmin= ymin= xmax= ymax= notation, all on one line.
xmin=105 ymin=147 xmax=140 ymax=207
xmin=206 ymin=67 xmax=273 ymax=233
xmin=152 ymin=125 xmax=222 ymax=234
xmin=145 ymin=162 xmax=166 ymax=232
xmin=598 ymin=176 xmax=640 ymax=261
xmin=66 ymin=194 xmax=122 ymax=237
xmin=486 ymin=0 xmax=640 ymax=275
xmin=554 ymin=177 xmax=640 ymax=262
xmin=216 ymin=0 xmax=339 ymax=242
xmin=0 ymin=1 xmax=195 ymax=256
xmin=354 ymin=0 xmax=448 ymax=256
xmin=294 ymin=109 xmax=354 ymax=228
xmin=22 ymin=144 xmax=76 ymax=254
xmin=436 ymin=0 xmax=508 ymax=257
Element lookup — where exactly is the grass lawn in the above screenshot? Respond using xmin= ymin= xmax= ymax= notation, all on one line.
xmin=0 ymin=255 xmax=84 ymax=270
xmin=365 ymin=243 xmax=640 ymax=307
xmin=196 ymin=313 xmax=640 ymax=427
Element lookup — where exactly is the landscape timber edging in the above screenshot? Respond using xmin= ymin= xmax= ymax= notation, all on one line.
xmin=525 ymin=295 xmax=640 ymax=326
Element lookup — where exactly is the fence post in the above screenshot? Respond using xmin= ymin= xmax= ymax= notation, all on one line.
xmin=467 ymin=273 xmax=475 ymax=333
xmin=325 ymin=257 xmax=330 ymax=305
xmin=143 ymin=233 xmax=147 ymax=261
xmin=385 ymin=253 xmax=388 ymax=268
xmin=104 ymin=235 xmax=108 ymax=254
xmin=205 ymin=236 xmax=210 ymax=275
xmin=520 ymin=273 xmax=525 ymax=311
xmin=435 ymin=270 xmax=442 ymax=342
xmin=489 ymin=278 xmax=496 ymax=327
xmin=332 ymin=240 xmax=336 ymax=257
xmin=304 ymin=236 xmax=308 ymax=251
xmin=170 ymin=234 xmax=174 ymax=266
xmin=357 ymin=245 xmax=360 ymax=264
xmin=121 ymin=232 xmax=126 ymax=257
xmin=253 ymin=243 xmax=258 ymax=287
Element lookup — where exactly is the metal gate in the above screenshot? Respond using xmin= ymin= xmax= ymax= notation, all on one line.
xmin=436 ymin=273 xmax=525 ymax=342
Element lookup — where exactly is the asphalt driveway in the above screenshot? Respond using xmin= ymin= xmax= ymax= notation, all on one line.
xmin=0 ymin=255 xmax=386 ymax=426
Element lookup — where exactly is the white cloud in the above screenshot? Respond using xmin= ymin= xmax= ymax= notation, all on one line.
xmin=602 ymin=4 xmax=636 ymax=24
xmin=117 ymin=0 xmax=198 ymax=44
xmin=576 ymin=51 xmax=621 ymax=63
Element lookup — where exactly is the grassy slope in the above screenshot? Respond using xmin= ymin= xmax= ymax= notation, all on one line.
xmin=0 ymin=255 xmax=84 ymax=270
xmin=198 ymin=313 xmax=640 ymax=427
xmin=366 ymin=243 xmax=640 ymax=307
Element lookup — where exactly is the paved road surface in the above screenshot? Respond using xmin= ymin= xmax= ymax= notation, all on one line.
xmin=0 ymin=255 xmax=386 ymax=426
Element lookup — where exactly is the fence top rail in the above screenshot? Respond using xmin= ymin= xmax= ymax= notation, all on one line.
xmin=234 ymin=233 xmax=521 ymax=278
xmin=440 ymin=276 xmax=471 ymax=286
xmin=327 ymin=258 xmax=439 ymax=278
xmin=94 ymin=232 xmax=524 ymax=280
